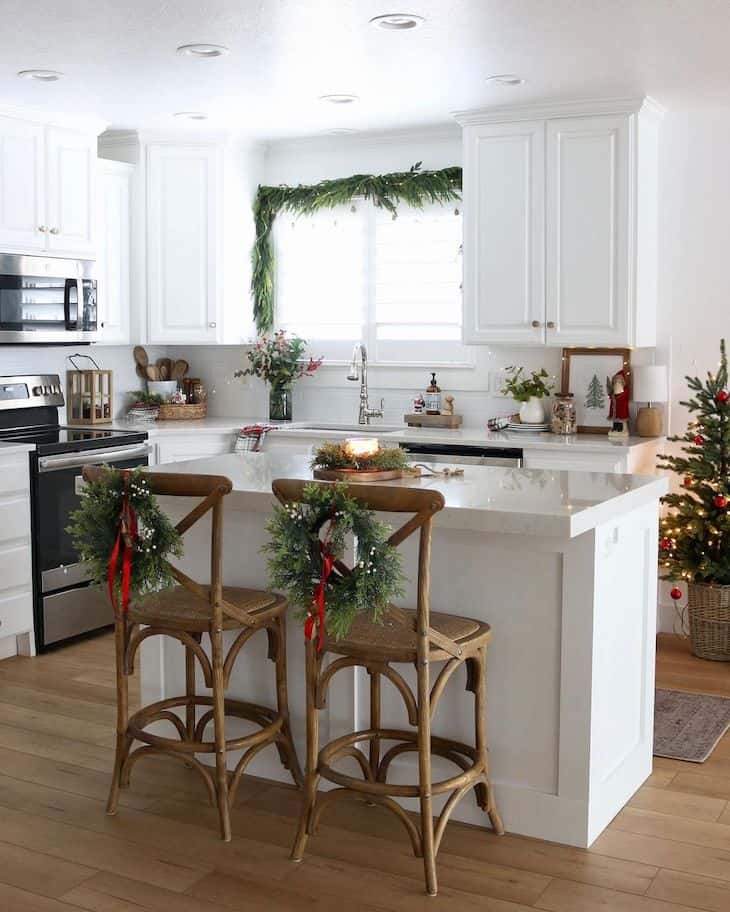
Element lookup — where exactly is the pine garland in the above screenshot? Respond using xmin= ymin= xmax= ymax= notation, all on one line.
xmin=251 ymin=162 xmax=462 ymax=333
xmin=67 ymin=468 xmax=183 ymax=604
xmin=264 ymin=482 xmax=404 ymax=640
xmin=658 ymin=339 xmax=730 ymax=585
xmin=311 ymin=441 xmax=410 ymax=472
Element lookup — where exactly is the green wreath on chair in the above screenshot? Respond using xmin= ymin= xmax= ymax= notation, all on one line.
xmin=264 ymin=482 xmax=404 ymax=643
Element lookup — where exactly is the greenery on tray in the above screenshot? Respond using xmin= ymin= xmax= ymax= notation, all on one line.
xmin=251 ymin=162 xmax=462 ymax=332
xmin=129 ymin=390 xmax=165 ymax=407
xmin=658 ymin=339 xmax=730 ymax=586
xmin=67 ymin=467 xmax=182 ymax=609
xmin=311 ymin=440 xmax=410 ymax=472
xmin=234 ymin=330 xmax=323 ymax=390
xmin=500 ymin=366 xmax=555 ymax=402
xmin=264 ymin=482 xmax=404 ymax=641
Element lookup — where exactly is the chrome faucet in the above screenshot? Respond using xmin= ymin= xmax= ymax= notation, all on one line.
xmin=347 ymin=344 xmax=384 ymax=425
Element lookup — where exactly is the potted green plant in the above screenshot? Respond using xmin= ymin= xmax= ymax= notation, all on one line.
xmin=235 ymin=331 xmax=323 ymax=422
xmin=501 ymin=366 xmax=554 ymax=424
xmin=659 ymin=340 xmax=730 ymax=661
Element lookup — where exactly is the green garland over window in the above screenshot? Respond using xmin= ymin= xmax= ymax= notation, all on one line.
xmin=251 ymin=162 xmax=462 ymax=333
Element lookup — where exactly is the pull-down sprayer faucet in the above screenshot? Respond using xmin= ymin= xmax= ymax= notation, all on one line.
xmin=347 ymin=344 xmax=384 ymax=425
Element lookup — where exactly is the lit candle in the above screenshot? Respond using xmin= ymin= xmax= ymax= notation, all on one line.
xmin=344 ymin=438 xmax=379 ymax=460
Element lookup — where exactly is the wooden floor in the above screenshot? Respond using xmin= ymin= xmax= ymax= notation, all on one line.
xmin=0 ymin=633 xmax=727 ymax=911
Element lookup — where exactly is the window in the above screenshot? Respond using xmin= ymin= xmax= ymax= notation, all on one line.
xmin=275 ymin=201 xmax=471 ymax=365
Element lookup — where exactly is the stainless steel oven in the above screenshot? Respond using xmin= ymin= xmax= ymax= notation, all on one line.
xmin=0 ymin=254 xmax=97 ymax=343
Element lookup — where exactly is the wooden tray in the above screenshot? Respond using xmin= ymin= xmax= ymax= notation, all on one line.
xmin=404 ymin=413 xmax=463 ymax=428
xmin=312 ymin=468 xmax=414 ymax=483
xmin=157 ymin=402 xmax=207 ymax=421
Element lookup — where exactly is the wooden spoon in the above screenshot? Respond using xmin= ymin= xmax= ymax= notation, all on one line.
xmin=135 ymin=363 xmax=147 ymax=381
xmin=157 ymin=357 xmax=172 ymax=380
xmin=133 ymin=346 xmax=149 ymax=369
xmin=172 ymin=359 xmax=189 ymax=380
xmin=146 ymin=365 xmax=160 ymax=381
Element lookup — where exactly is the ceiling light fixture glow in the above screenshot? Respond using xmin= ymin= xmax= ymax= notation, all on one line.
xmin=369 ymin=13 xmax=425 ymax=30
xmin=176 ymin=44 xmax=229 ymax=58
xmin=326 ymin=128 xmax=358 ymax=135
xmin=17 ymin=69 xmax=64 ymax=82
xmin=486 ymin=74 xmax=526 ymax=86
xmin=173 ymin=111 xmax=208 ymax=121
xmin=318 ymin=94 xmax=359 ymax=105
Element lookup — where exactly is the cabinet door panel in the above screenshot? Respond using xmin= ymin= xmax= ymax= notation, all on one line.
xmin=546 ymin=115 xmax=629 ymax=345
xmin=95 ymin=163 xmax=132 ymax=344
xmin=147 ymin=145 xmax=219 ymax=344
xmin=0 ymin=117 xmax=45 ymax=251
xmin=46 ymin=127 xmax=96 ymax=256
xmin=463 ymin=121 xmax=545 ymax=344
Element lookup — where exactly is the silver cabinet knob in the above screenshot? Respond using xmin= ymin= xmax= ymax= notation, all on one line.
xmin=546 ymin=321 xmax=555 ymax=329
xmin=38 ymin=225 xmax=48 ymax=232
xmin=209 ymin=321 xmax=217 ymax=328
xmin=49 ymin=227 xmax=60 ymax=235
xmin=531 ymin=320 xmax=541 ymax=328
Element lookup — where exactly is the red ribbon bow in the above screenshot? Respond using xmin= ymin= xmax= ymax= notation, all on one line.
xmin=107 ymin=470 xmax=137 ymax=613
xmin=304 ymin=502 xmax=337 ymax=651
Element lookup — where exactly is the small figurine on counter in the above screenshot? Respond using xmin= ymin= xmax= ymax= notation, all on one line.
xmin=442 ymin=395 xmax=455 ymax=416
xmin=607 ymin=368 xmax=631 ymax=438
xmin=413 ymin=393 xmax=426 ymax=414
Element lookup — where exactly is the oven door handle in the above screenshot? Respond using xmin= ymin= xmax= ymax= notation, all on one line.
xmin=38 ymin=443 xmax=151 ymax=473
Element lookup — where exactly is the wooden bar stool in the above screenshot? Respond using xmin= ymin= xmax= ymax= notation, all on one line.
xmin=272 ymin=479 xmax=503 ymax=896
xmin=84 ymin=467 xmax=302 ymax=841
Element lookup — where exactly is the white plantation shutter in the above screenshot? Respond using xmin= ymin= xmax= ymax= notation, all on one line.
xmin=274 ymin=200 xmax=471 ymax=365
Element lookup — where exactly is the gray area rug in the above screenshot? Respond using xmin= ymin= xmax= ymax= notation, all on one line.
xmin=654 ymin=689 xmax=730 ymax=762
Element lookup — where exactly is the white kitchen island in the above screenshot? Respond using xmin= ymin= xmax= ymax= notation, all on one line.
xmin=143 ymin=451 xmax=667 ymax=848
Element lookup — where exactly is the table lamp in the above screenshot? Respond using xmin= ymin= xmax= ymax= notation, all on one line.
xmin=632 ymin=365 xmax=668 ymax=437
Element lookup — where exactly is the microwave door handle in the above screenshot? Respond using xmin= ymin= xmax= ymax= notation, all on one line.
xmin=63 ymin=278 xmax=76 ymax=330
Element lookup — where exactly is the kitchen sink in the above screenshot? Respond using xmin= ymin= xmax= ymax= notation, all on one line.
xmin=297 ymin=423 xmax=402 ymax=434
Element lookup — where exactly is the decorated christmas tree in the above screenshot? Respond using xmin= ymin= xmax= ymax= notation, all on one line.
xmin=585 ymin=374 xmax=606 ymax=409
xmin=658 ymin=339 xmax=730 ymax=592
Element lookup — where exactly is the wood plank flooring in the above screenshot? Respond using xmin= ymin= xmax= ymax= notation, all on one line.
xmin=0 ymin=631 xmax=726 ymax=911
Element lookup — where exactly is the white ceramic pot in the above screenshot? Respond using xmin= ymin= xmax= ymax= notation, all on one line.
xmin=519 ymin=396 xmax=545 ymax=424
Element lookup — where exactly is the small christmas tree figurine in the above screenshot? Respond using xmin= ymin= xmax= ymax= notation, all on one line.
xmin=658 ymin=339 xmax=730 ymax=589
xmin=585 ymin=374 xmax=606 ymax=410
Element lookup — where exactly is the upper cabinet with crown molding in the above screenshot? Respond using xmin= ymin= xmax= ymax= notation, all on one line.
xmin=0 ymin=111 xmax=102 ymax=258
xmin=455 ymin=98 xmax=663 ymax=348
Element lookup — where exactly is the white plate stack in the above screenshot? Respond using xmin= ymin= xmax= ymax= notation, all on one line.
xmin=507 ymin=421 xmax=551 ymax=433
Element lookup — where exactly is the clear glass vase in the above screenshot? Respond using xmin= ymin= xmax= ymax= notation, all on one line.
xmin=269 ymin=385 xmax=292 ymax=422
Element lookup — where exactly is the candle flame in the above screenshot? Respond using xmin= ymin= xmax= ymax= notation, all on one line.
xmin=344 ymin=438 xmax=379 ymax=459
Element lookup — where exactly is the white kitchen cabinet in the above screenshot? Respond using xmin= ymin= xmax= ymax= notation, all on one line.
xmin=95 ymin=160 xmax=133 ymax=344
xmin=456 ymin=98 xmax=662 ymax=348
xmin=46 ymin=127 xmax=96 ymax=256
xmin=0 ymin=451 xmax=34 ymax=658
xmin=462 ymin=121 xmax=545 ymax=344
xmin=146 ymin=143 xmax=220 ymax=344
xmin=0 ymin=117 xmax=45 ymax=251
xmin=0 ymin=115 xmax=98 ymax=258
xmin=152 ymin=433 xmax=234 ymax=466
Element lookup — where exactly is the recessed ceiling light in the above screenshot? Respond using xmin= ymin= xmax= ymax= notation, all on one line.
xmin=486 ymin=74 xmax=526 ymax=86
xmin=369 ymin=13 xmax=425 ymax=30
xmin=173 ymin=111 xmax=208 ymax=121
xmin=176 ymin=43 xmax=229 ymax=58
xmin=17 ymin=69 xmax=64 ymax=82
xmin=318 ymin=94 xmax=359 ymax=105
xmin=325 ymin=128 xmax=358 ymax=135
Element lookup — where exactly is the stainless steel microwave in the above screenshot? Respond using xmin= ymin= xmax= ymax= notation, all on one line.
xmin=0 ymin=254 xmax=97 ymax=343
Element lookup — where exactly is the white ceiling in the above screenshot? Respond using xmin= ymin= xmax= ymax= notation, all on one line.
xmin=3 ymin=0 xmax=730 ymax=139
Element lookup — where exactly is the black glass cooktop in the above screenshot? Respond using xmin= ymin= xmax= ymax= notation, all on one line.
xmin=0 ymin=424 xmax=148 ymax=456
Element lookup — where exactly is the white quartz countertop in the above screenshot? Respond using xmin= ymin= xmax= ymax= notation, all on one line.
xmin=151 ymin=451 xmax=668 ymax=538
xmin=121 ymin=415 xmax=659 ymax=454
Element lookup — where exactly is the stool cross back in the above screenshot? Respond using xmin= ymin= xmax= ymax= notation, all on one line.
xmin=272 ymin=478 xmax=503 ymax=896
xmin=83 ymin=466 xmax=302 ymax=842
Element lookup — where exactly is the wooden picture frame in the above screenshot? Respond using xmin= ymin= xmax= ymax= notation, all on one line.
xmin=560 ymin=347 xmax=631 ymax=434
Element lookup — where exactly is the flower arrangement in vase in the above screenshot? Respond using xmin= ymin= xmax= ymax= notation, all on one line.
xmin=235 ymin=331 xmax=323 ymax=421
xmin=501 ymin=366 xmax=555 ymax=424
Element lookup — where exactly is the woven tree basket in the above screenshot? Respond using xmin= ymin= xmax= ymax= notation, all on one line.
xmin=687 ymin=582 xmax=730 ymax=662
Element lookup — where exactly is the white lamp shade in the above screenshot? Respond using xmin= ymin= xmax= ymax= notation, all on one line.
xmin=632 ymin=365 xmax=667 ymax=403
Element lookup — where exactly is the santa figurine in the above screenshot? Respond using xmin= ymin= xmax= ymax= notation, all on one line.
xmin=607 ymin=369 xmax=630 ymax=421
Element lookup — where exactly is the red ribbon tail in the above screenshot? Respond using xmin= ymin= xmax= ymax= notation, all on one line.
xmin=107 ymin=530 xmax=122 ymax=611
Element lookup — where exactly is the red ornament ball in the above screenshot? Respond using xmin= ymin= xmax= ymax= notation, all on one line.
xmin=717 ymin=390 xmax=730 ymax=403
xmin=660 ymin=537 xmax=672 ymax=551
xmin=693 ymin=434 xmax=705 ymax=445
xmin=683 ymin=476 xmax=693 ymax=488
xmin=670 ymin=587 xmax=682 ymax=601
xmin=714 ymin=494 xmax=728 ymax=508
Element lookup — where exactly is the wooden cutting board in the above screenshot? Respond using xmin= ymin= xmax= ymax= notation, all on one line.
xmin=404 ymin=413 xmax=463 ymax=428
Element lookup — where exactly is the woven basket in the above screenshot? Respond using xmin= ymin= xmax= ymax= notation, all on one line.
xmin=157 ymin=402 xmax=207 ymax=421
xmin=687 ymin=582 xmax=730 ymax=662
